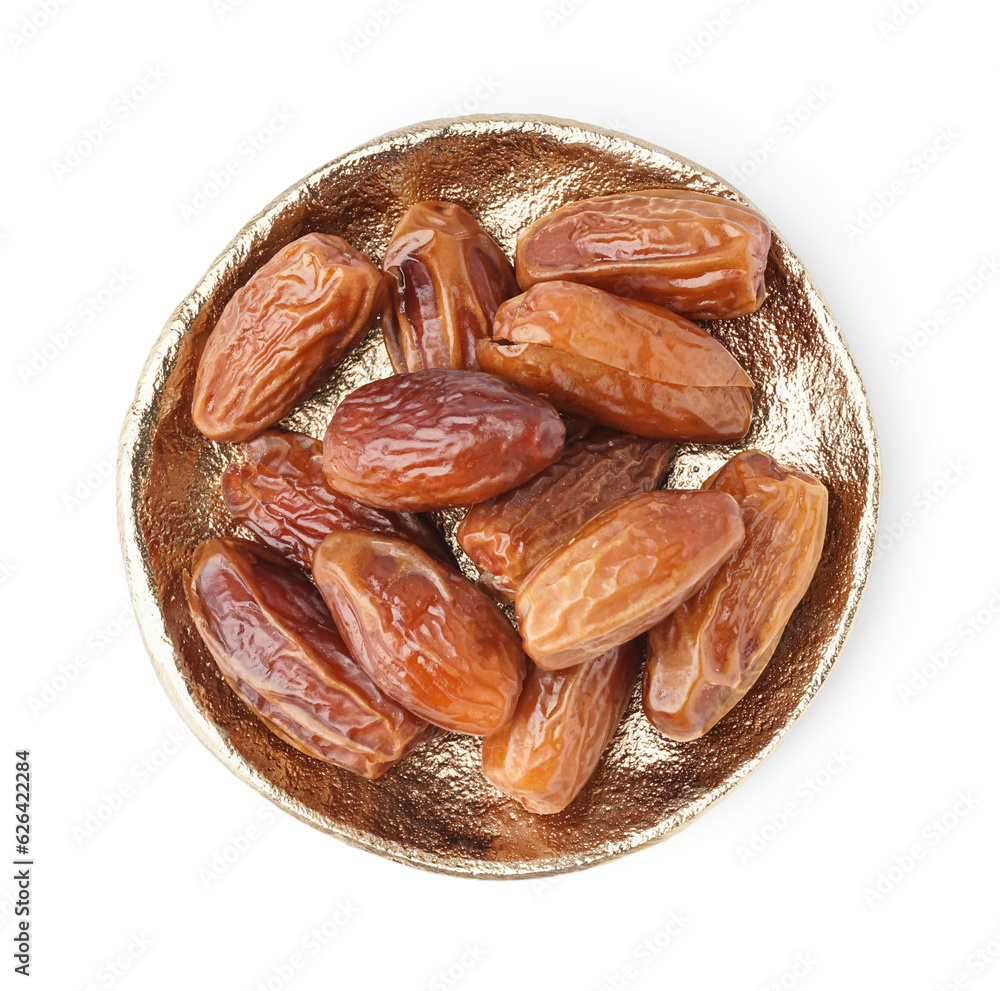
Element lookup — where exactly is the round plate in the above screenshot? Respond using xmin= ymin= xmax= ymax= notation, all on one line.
xmin=117 ymin=114 xmax=879 ymax=878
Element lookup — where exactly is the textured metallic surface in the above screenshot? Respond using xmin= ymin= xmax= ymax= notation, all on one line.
xmin=116 ymin=115 xmax=880 ymax=878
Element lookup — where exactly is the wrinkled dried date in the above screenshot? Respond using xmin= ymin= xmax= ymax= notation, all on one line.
xmin=382 ymin=201 xmax=519 ymax=373
xmin=322 ymin=369 xmax=565 ymax=511
xmin=221 ymin=429 xmax=447 ymax=568
xmin=516 ymin=489 xmax=745 ymax=669
xmin=482 ymin=639 xmax=642 ymax=814
xmin=313 ymin=530 xmax=527 ymax=735
xmin=494 ymin=281 xmax=753 ymax=387
xmin=193 ymin=233 xmax=385 ymax=442
xmin=457 ymin=426 xmax=674 ymax=601
xmin=477 ymin=340 xmax=752 ymax=442
xmin=485 ymin=281 xmax=753 ymax=443
xmin=185 ymin=537 xmax=432 ymax=778
xmin=644 ymin=451 xmax=828 ymax=741
xmin=515 ymin=188 xmax=771 ymax=319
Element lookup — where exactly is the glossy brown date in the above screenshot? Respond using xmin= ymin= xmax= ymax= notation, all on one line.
xmin=477 ymin=340 xmax=752 ymax=443
xmin=313 ymin=530 xmax=526 ymax=735
xmin=382 ymin=201 xmax=519 ymax=373
xmin=494 ymin=281 xmax=753 ymax=388
xmin=192 ymin=233 xmax=385 ymax=442
xmin=482 ymin=639 xmax=642 ymax=814
xmin=184 ymin=537 xmax=432 ymax=778
xmin=457 ymin=426 xmax=674 ymax=601
xmin=322 ymin=369 xmax=565 ymax=511
xmin=644 ymin=451 xmax=828 ymax=741
xmin=516 ymin=489 xmax=745 ymax=669
xmin=515 ymin=188 xmax=771 ymax=319
xmin=221 ymin=429 xmax=447 ymax=568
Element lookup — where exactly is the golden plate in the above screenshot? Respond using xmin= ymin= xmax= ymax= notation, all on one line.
xmin=116 ymin=115 xmax=879 ymax=878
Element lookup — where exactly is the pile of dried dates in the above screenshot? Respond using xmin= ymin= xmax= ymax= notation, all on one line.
xmin=186 ymin=189 xmax=828 ymax=815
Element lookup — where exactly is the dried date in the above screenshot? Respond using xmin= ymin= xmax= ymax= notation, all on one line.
xmin=457 ymin=426 xmax=674 ymax=601
xmin=516 ymin=489 xmax=745 ymax=669
xmin=643 ymin=451 xmax=828 ymax=741
xmin=185 ymin=537 xmax=432 ymax=778
xmin=482 ymin=639 xmax=642 ymax=814
xmin=484 ymin=281 xmax=752 ymax=443
xmin=313 ymin=530 xmax=527 ymax=735
xmin=515 ymin=188 xmax=770 ymax=319
xmin=221 ymin=429 xmax=447 ymax=568
xmin=494 ymin=281 xmax=753 ymax=387
xmin=322 ymin=369 xmax=565 ymax=511
xmin=382 ymin=201 xmax=518 ymax=373
xmin=477 ymin=339 xmax=752 ymax=442
xmin=192 ymin=233 xmax=386 ymax=442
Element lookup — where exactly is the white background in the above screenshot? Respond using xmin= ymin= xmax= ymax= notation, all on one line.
xmin=3 ymin=0 xmax=999 ymax=988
